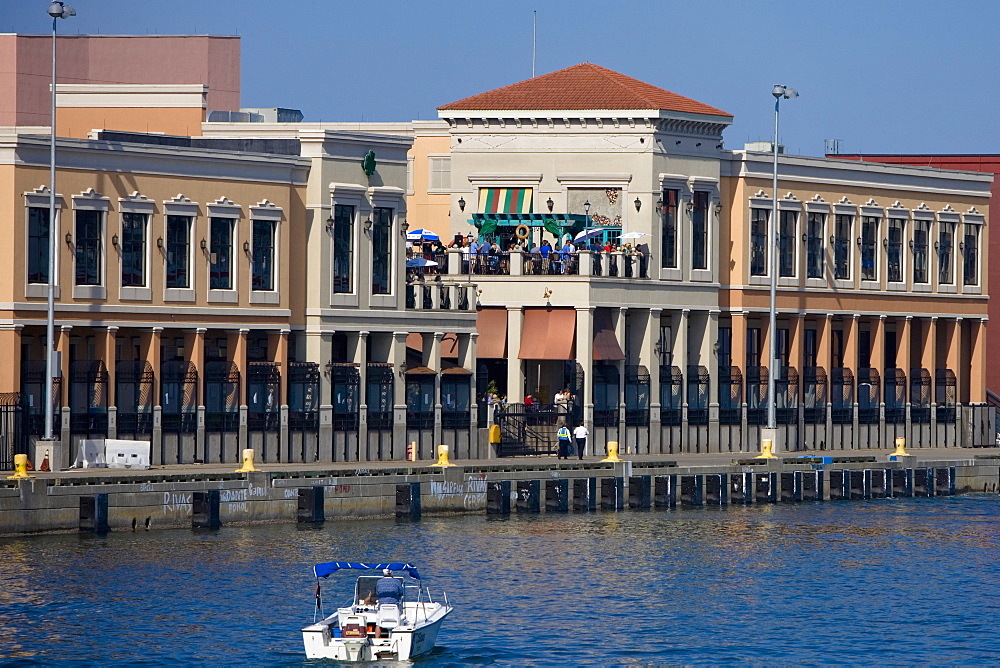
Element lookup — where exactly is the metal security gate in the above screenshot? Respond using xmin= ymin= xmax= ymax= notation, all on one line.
xmin=686 ymin=365 xmax=709 ymax=453
xmin=830 ymin=368 xmax=854 ymax=452
xmin=717 ymin=366 xmax=744 ymax=453
xmin=406 ymin=372 xmax=435 ymax=461
xmin=441 ymin=371 xmax=472 ymax=458
xmin=593 ymin=364 xmax=620 ymax=450
xmin=115 ymin=361 xmax=154 ymax=440
xmin=160 ymin=361 xmax=197 ymax=465
xmin=329 ymin=363 xmax=360 ymax=461
xmin=204 ymin=361 xmax=240 ymax=464
xmin=776 ymin=366 xmax=800 ymax=451
xmin=660 ymin=365 xmax=682 ymax=454
xmin=20 ymin=360 xmax=61 ymax=438
xmin=288 ymin=362 xmax=319 ymax=462
xmin=366 ymin=364 xmax=394 ymax=461
xmin=70 ymin=361 xmax=109 ymax=440
xmin=802 ymin=367 xmax=827 ymax=451
xmin=910 ymin=368 xmax=932 ymax=447
xmin=247 ymin=362 xmax=280 ymax=462
xmin=883 ymin=368 xmax=907 ymax=450
xmin=936 ymin=369 xmax=957 ymax=448
xmin=0 ymin=394 xmax=26 ymax=471
xmin=857 ymin=368 xmax=880 ymax=450
xmin=625 ymin=365 xmax=650 ymax=454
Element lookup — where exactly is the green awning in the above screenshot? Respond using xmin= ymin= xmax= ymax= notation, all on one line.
xmin=470 ymin=213 xmax=588 ymax=237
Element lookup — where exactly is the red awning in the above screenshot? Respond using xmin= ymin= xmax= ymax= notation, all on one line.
xmin=476 ymin=307 xmax=508 ymax=359
xmin=518 ymin=307 xmax=577 ymax=360
xmin=593 ymin=308 xmax=625 ymax=361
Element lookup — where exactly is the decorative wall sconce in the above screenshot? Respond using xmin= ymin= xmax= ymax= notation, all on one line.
xmin=363 ymin=218 xmax=373 ymax=233
xmin=458 ymin=196 xmax=466 ymax=212
xmin=634 ymin=197 xmax=642 ymax=212
xmin=111 ymin=234 xmax=120 ymax=248
xmin=801 ymin=233 xmax=808 ymax=243
xmin=715 ymin=203 xmax=723 ymax=215
xmin=908 ymin=239 xmax=914 ymax=249
xmin=200 ymin=238 xmax=207 ymax=251
xmin=829 ymin=235 xmax=835 ymax=245
xmin=959 ymin=241 xmax=965 ymax=251
xmin=243 ymin=240 xmax=251 ymax=253
xmin=654 ymin=340 xmax=662 ymax=356
xmin=685 ymin=201 xmax=694 ymax=214
xmin=156 ymin=236 xmax=164 ymax=251
xmin=882 ymin=238 xmax=888 ymax=248
xmin=856 ymin=237 xmax=862 ymax=246
xmin=65 ymin=232 xmax=72 ymax=246
xmin=400 ymin=219 xmax=409 ymax=236
xmin=397 ymin=362 xmax=407 ymax=378
xmin=713 ymin=341 xmax=720 ymax=356
xmin=542 ymin=287 xmax=553 ymax=300
xmin=546 ymin=197 xmax=554 ymax=212
xmin=325 ymin=216 xmax=334 ymax=234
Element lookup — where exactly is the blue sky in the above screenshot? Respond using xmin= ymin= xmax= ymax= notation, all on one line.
xmin=4 ymin=0 xmax=999 ymax=156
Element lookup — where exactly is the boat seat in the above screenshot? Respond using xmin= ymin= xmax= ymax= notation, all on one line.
xmin=376 ymin=604 xmax=401 ymax=630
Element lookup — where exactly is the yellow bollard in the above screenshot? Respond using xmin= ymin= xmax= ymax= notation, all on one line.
xmin=601 ymin=441 xmax=622 ymax=463
xmin=891 ymin=436 xmax=909 ymax=457
xmin=756 ymin=439 xmax=777 ymax=459
xmin=432 ymin=444 xmax=454 ymax=467
xmin=234 ymin=448 xmax=261 ymax=473
xmin=7 ymin=453 xmax=32 ymax=479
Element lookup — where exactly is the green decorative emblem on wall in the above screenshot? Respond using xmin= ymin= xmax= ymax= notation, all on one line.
xmin=362 ymin=150 xmax=377 ymax=177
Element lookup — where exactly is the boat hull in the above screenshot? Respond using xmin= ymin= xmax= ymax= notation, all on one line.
xmin=302 ymin=604 xmax=451 ymax=661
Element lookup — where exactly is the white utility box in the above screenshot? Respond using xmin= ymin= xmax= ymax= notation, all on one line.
xmin=73 ymin=439 xmax=107 ymax=469
xmin=104 ymin=439 xmax=151 ymax=470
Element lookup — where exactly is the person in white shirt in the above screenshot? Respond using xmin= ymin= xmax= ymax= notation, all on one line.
xmin=573 ymin=423 xmax=589 ymax=460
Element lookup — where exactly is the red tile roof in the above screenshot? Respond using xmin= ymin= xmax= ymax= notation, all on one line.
xmin=438 ymin=63 xmax=731 ymax=118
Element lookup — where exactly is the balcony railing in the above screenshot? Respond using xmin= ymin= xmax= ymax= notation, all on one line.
xmin=404 ymin=279 xmax=478 ymax=312
xmin=435 ymin=249 xmax=650 ymax=279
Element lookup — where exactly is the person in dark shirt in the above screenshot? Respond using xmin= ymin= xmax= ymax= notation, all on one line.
xmin=375 ymin=568 xmax=403 ymax=606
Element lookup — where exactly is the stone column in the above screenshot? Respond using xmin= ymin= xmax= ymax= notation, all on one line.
xmin=392 ymin=331 xmax=408 ymax=459
xmin=356 ymin=331 xmax=369 ymax=461
xmin=465 ymin=332 xmax=480 ymax=459
xmin=616 ymin=307 xmax=627 ymax=443
xmin=788 ymin=314 xmax=803 ymax=450
xmin=970 ymin=319 xmax=986 ymax=403
xmin=0 ymin=325 xmax=22 ymax=394
xmin=923 ymin=317 xmax=938 ymax=435
xmin=899 ymin=316 xmax=912 ymax=434
xmin=576 ymin=306 xmax=595 ymax=432
xmin=269 ymin=329 xmax=290 ymax=461
xmin=432 ymin=331 xmax=444 ymax=448
xmin=506 ymin=307 xmax=524 ymax=403
xmin=814 ymin=314 xmax=831 ymax=373
xmin=143 ymin=327 xmax=162 ymax=459
xmin=675 ymin=309 xmax=690 ymax=434
xmin=946 ymin=318 xmax=963 ymax=402
xmin=231 ymin=328 xmax=249 ymax=451
xmin=707 ymin=309 xmax=720 ymax=451
xmin=308 ymin=330 xmax=333 ymax=462
xmin=843 ymin=314 xmax=860 ymax=446
xmin=185 ymin=328 xmax=206 ymax=462
xmin=647 ymin=308 xmax=662 ymax=453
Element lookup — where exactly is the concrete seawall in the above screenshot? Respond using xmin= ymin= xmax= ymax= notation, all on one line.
xmin=2 ymin=449 xmax=999 ymax=536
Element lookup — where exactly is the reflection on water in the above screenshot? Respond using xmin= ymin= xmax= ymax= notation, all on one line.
xmin=1 ymin=496 xmax=1000 ymax=665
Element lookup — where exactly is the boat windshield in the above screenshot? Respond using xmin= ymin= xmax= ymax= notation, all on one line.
xmin=355 ymin=576 xmax=405 ymax=605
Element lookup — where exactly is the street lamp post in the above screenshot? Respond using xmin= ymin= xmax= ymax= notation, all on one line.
xmin=764 ymin=84 xmax=798 ymax=456
xmin=44 ymin=2 xmax=75 ymax=444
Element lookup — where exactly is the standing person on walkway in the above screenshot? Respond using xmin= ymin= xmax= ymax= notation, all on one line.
xmin=573 ymin=422 xmax=589 ymax=460
xmin=556 ymin=422 xmax=572 ymax=459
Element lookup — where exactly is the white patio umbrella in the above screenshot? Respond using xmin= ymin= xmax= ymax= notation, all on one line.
xmin=406 ymin=229 xmax=440 ymax=241
xmin=406 ymin=257 xmax=439 ymax=268
xmin=621 ymin=232 xmax=647 ymax=240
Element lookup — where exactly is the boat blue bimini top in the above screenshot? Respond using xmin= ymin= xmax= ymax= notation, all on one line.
xmin=313 ymin=562 xmax=421 ymax=580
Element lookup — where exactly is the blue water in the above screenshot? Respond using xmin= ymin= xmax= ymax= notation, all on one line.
xmin=2 ymin=495 xmax=1000 ymax=666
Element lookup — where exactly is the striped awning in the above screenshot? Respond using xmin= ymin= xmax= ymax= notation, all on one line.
xmin=479 ymin=187 xmax=532 ymax=214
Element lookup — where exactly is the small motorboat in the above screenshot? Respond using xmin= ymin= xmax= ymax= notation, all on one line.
xmin=301 ymin=561 xmax=453 ymax=661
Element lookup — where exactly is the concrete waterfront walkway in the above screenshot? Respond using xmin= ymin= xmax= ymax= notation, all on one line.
xmin=17 ymin=445 xmax=1000 ymax=481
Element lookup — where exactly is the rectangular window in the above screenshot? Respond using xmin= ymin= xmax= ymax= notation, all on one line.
xmin=746 ymin=327 xmax=762 ymax=369
xmin=804 ymin=329 xmax=817 ymax=368
xmin=332 ymin=204 xmax=354 ymax=294
xmin=371 ymin=207 xmax=392 ymax=295
xmin=165 ymin=215 xmax=191 ymax=289
xmin=860 ymin=216 xmax=879 ymax=281
xmin=963 ymin=223 xmax=980 ymax=286
xmin=832 ymin=329 xmax=844 ymax=368
xmin=692 ymin=191 xmax=709 ymax=270
xmin=750 ymin=208 xmax=769 ymax=276
xmin=778 ymin=210 xmax=797 ymax=278
xmin=120 ymin=212 xmax=147 ymax=287
xmin=27 ymin=207 xmax=50 ymax=284
xmin=209 ymin=217 xmax=235 ymax=290
xmin=718 ymin=326 xmax=732 ymax=369
xmin=428 ymin=157 xmax=451 ymax=191
xmin=938 ymin=222 xmax=954 ymax=285
xmin=887 ymin=218 xmax=904 ymax=283
xmin=806 ymin=212 xmax=825 ymax=279
xmin=251 ymin=218 xmax=276 ymax=291
xmin=660 ymin=189 xmax=678 ymax=269
xmin=834 ymin=214 xmax=852 ymax=280
xmin=913 ymin=219 xmax=929 ymax=284
xmin=75 ymin=209 xmax=103 ymax=286
xmin=776 ymin=328 xmax=789 ymax=366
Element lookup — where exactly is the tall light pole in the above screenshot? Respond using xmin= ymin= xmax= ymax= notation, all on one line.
xmin=766 ymin=84 xmax=798 ymax=451
xmin=44 ymin=2 xmax=75 ymax=443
